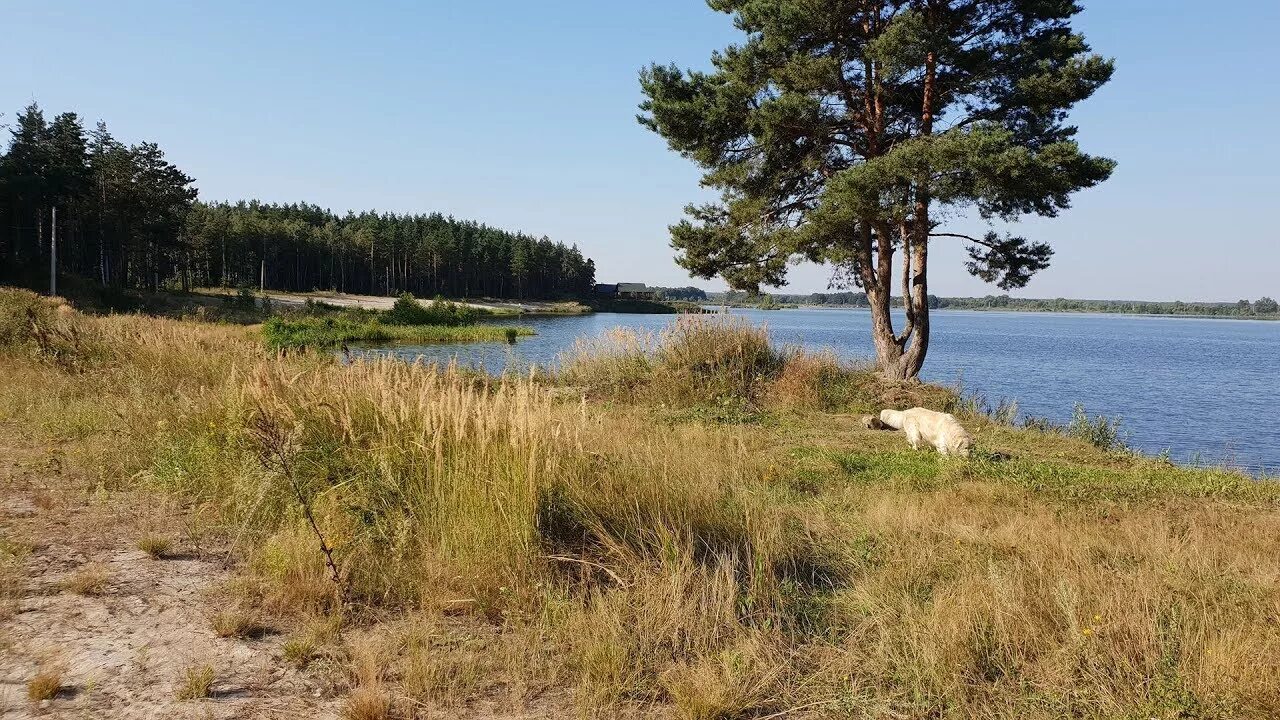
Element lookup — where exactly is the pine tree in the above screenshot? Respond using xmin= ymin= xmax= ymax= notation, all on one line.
xmin=640 ymin=0 xmax=1115 ymax=378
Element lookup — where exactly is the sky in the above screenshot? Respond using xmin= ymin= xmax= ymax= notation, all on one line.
xmin=4 ymin=1 xmax=1278 ymax=301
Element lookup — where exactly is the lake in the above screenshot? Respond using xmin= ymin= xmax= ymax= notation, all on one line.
xmin=353 ymin=308 xmax=1280 ymax=475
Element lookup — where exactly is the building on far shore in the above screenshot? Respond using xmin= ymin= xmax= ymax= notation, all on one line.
xmin=594 ymin=283 xmax=656 ymax=300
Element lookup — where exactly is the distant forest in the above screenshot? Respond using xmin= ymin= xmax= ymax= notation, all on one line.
xmin=651 ymin=286 xmax=708 ymax=301
xmin=0 ymin=103 xmax=595 ymax=299
xmin=711 ymin=291 xmax=1280 ymax=318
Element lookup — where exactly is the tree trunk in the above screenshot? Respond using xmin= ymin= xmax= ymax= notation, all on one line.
xmin=900 ymin=225 xmax=930 ymax=379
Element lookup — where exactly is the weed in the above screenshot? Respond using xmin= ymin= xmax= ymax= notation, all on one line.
xmin=0 ymin=536 xmax=28 ymax=621
xmin=261 ymin=315 xmax=531 ymax=350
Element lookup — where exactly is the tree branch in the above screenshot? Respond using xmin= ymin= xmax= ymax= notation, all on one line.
xmin=930 ymin=231 xmax=998 ymax=249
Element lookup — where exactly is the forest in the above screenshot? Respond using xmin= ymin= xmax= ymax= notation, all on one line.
xmin=0 ymin=103 xmax=595 ymax=300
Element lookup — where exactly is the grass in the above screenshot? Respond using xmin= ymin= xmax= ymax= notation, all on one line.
xmin=4 ymin=287 xmax=1280 ymax=718
xmin=211 ymin=608 xmax=272 ymax=639
xmin=0 ymin=536 xmax=28 ymax=621
xmin=174 ymin=663 xmax=215 ymax=700
xmin=26 ymin=668 xmax=62 ymax=701
xmin=61 ymin=565 xmax=109 ymax=596
xmin=259 ymin=291 xmax=533 ymax=350
xmin=137 ymin=534 xmax=173 ymax=559
xmin=282 ymin=636 xmax=317 ymax=669
xmin=261 ymin=315 xmax=532 ymax=350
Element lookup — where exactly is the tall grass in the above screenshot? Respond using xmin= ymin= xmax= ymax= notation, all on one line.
xmin=4 ymin=288 xmax=1280 ymax=718
xmin=559 ymin=314 xmax=953 ymax=415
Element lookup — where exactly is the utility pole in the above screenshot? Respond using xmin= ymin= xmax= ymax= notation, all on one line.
xmin=260 ymin=259 xmax=265 ymax=293
xmin=50 ymin=207 xmax=58 ymax=296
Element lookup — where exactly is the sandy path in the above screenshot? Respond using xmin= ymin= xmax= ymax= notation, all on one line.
xmin=0 ymin=434 xmax=341 ymax=719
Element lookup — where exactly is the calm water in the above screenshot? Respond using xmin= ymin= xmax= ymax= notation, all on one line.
xmin=355 ymin=308 xmax=1280 ymax=474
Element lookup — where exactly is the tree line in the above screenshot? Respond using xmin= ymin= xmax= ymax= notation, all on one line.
xmin=650 ymin=286 xmax=708 ymax=301
xmin=931 ymin=294 xmax=1280 ymax=317
xmin=185 ymin=202 xmax=596 ymax=299
xmin=710 ymin=290 xmax=1280 ymax=317
xmin=0 ymin=103 xmax=595 ymax=300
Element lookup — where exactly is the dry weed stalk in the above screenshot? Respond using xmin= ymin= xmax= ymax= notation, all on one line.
xmin=249 ymin=408 xmax=347 ymax=608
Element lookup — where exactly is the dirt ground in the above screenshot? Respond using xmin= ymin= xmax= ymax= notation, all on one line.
xmin=0 ymin=432 xmax=343 ymax=719
xmin=0 ymin=431 xmax=619 ymax=720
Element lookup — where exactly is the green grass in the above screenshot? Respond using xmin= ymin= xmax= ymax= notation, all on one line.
xmin=260 ymin=293 xmax=533 ymax=350
xmin=261 ymin=315 xmax=532 ymax=350
xmin=5 ymin=289 xmax=1280 ymax=719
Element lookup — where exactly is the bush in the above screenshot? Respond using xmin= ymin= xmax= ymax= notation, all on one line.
xmin=385 ymin=293 xmax=479 ymax=326
xmin=233 ymin=287 xmax=258 ymax=308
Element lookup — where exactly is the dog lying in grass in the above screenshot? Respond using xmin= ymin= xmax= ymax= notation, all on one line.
xmin=879 ymin=407 xmax=974 ymax=457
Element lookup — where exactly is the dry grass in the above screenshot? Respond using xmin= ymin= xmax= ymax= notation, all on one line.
xmin=282 ymin=636 xmax=317 ymax=669
xmin=343 ymin=686 xmax=394 ymax=720
xmin=26 ymin=667 xmax=62 ymax=701
xmin=136 ymin=534 xmax=173 ymax=559
xmin=211 ymin=607 xmax=271 ymax=639
xmin=4 ymin=288 xmax=1280 ymax=718
xmin=559 ymin=314 xmax=781 ymax=405
xmin=0 ymin=536 xmax=28 ymax=621
xmin=344 ymin=641 xmax=394 ymax=720
xmin=282 ymin=613 xmax=342 ymax=669
xmin=174 ymin=663 xmax=215 ymax=700
xmin=61 ymin=564 xmax=109 ymax=596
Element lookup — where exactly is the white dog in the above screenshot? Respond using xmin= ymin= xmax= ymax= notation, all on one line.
xmin=879 ymin=407 xmax=974 ymax=456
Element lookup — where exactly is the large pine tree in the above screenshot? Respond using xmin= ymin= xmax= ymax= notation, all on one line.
xmin=640 ymin=0 xmax=1115 ymax=379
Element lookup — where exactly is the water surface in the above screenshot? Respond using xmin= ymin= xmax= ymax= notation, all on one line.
xmin=354 ymin=308 xmax=1280 ymax=474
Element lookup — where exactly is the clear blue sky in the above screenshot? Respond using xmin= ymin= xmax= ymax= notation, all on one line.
xmin=6 ymin=1 xmax=1278 ymax=301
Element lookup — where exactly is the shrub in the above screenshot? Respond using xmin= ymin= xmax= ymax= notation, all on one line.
xmin=655 ymin=315 xmax=781 ymax=402
xmin=385 ymin=293 xmax=479 ymax=326
xmin=233 ymin=287 xmax=258 ymax=307
xmin=1068 ymin=403 xmax=1126 ymax=451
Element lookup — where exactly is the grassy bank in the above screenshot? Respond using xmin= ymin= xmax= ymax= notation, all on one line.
xmin=3 ymin=287 xmax=1278 ymax=719
xmin=262 ymin=294 xmax=534 ymax=350
xmin=262 ymin=316 xmax=532 ymax=350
